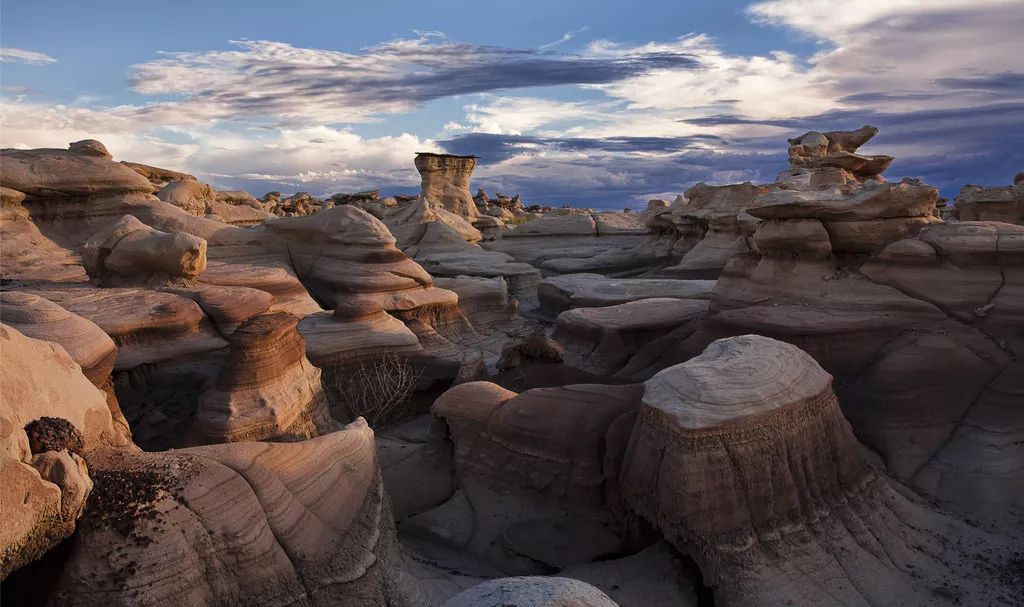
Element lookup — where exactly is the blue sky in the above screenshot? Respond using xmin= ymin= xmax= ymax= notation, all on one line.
xmin=2 ymin=0 xmax=1022 ymax=207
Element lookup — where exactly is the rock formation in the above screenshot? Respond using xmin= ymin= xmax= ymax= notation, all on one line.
xmin=81 ymin=214 xmax=207 ymax=283
xmin=621 ymin=334 xmax=1021 ymax=606
xmin=538 ymin=274 xmax=715 ymax=314
xmin=442 ymin=577 xmax=618 ymax=607
xmin=953 ymin=175 xmax=1024 ymax=224
xmin=416 ymin=153 xmax=479 ymax=218
xmin=553 ymin=298 xmax=708 ymax=377
xmin=647 ymin=182 xmax=770 ymax=278
xmin=195 ymin=312 xmax=336 ymax=443
xmin=0 ymin=324 xmax=130 ymax=577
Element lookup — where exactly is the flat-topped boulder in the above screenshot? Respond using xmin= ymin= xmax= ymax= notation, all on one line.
xmin=28 ymin=286 xmax=227 ymax=370
xmin=503 ymin=214 xmax=596 ymax=237
xmin=0 ymin=143 xmax=154 ymax=197
xmin=554 ymin=298 xmax=709 ymax=377
xmin=120 ymin=161 xmax=195 ymax=187
xmin=196 ymin=313 xmax=336 ymax=443
xmin=538 ymin=273 xmax=716 ymax=314
xmin=298 ymin=299 xmax=423 ymax=367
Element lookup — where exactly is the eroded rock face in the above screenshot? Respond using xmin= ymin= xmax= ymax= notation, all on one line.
xmin=621 ymin=335 xmax=1022 ymax=606
xmin=196 ymin=312 xmax=336 ymax=443
xmin=416 ymin=153 xmax=479 ymax=218
xmin=0 ymin=324 xmax=130 ymax=577
xmin=648 ymin=183 xmax=773 ymax=278
xmin=52 ymin=419 xmax=430 ymax=606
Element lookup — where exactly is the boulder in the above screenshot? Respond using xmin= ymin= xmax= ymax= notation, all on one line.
xmin=81 ymin=214 xmax=207 ymax=283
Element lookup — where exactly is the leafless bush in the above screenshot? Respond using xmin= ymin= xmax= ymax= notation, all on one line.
xmin=325 ymin=351 xmax=422 ymax=427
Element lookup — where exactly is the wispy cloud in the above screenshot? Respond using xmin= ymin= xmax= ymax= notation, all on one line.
xmin=0 ymin=47 xmax=57 ymax=65
xmin=540 ymin=25 xmax=590 ymax=50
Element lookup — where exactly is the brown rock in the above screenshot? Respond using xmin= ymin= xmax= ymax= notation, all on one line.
xmin=415 ymin=153 xmax=479 ymax=217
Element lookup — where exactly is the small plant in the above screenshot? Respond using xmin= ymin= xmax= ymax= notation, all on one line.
xmin=324 ymin=351 xmax=422 ymax=427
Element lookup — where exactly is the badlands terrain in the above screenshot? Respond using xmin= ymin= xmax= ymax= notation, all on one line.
xmin=1 ymin=127 xmax=1023 ymax=606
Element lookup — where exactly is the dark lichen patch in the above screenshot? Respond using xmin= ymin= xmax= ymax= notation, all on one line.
xmin=24 ymin=417 xmax=84 ymax=456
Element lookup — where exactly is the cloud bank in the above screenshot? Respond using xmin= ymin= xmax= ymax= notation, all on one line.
xmin=1 ymin=1 xmax=1021 ymax=207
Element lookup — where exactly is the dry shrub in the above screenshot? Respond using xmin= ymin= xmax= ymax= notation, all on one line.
xmin=325 ymin=351 xmax=422 ymax=427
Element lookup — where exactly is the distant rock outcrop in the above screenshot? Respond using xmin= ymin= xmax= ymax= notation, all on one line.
xmin=953 ymin=175 xmax=1024 ymax=224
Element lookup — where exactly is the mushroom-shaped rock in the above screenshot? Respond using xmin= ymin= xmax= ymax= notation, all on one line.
xmin=441 ymin=577 xmax=618 ymax=607
xmin=196 ymin=312 xmax=336 ymax=443
xmin=82 ymin=214 xmax=207 ymax=283
xmin=621 ymin=335 xmax=1021 ymax=606
xmin=415 ymin=152 xmax=479 ymax=218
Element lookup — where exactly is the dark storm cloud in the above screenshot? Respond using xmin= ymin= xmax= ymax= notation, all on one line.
xmin=130 ymin=38 xmax=700 ymax=124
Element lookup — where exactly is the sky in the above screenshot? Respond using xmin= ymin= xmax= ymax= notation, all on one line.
xmin=1 ymin=0 xmax=1022 ymax=208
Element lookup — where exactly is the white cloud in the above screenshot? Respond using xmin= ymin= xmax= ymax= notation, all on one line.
xmin=0 ymin=48 xmax=57 ymax=65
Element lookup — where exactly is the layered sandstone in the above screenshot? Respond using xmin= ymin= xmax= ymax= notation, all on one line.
xmin=196 ymin=313 xmax=336 ymax=443
xmin=647 ymin=182 xmax=772 ymax=278
xmin=50 ymin=419 xmax=431 ymax=606
xmin=539 ymin=273 xmax=716 ymax=314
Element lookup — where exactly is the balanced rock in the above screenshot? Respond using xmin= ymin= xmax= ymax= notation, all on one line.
xmin=196 ymin=312 xmax=336 ymax=443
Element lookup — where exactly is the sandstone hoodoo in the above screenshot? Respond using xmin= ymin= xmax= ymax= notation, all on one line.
xmin=415 ymin=152 xmax=480 ymax=218
xmin=195 ymin=312 xmax=336 ymax=443
xmin=3 ymin=115 xmax=1023 ymax=605
xmin=622 ymin=335 xmax=1023 ymax=606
